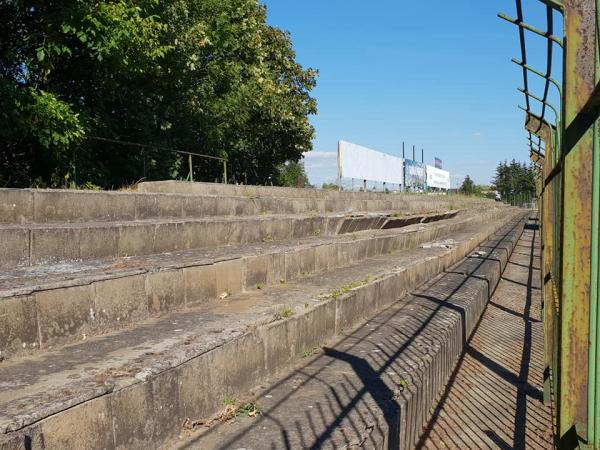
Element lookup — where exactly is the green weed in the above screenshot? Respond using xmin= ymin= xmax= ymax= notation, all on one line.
xmin=223 ymin=394 xmax=236 ymax=406
xmin=330 ymin=274 xmax=373 ymax=299
xmin=302 ymin=347 xmax=320 ymax=358
xmin=281 ymin=305 xmax=294 ymax=318
xmin=235 ymin=402 xmax=262 ymax=417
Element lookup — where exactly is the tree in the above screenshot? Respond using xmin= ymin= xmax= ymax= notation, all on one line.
xmin=321 ymin=182 xmax=339 ymax=191
xmin=492 ymin=159 xmax=537 ymax=202
xmin=277 ymin=161 xmax=310 ymax=188
xmin=0 ymin=0 xmax=317 ymax=188
xmin=460 ymin=175 xmax=475 ymax=195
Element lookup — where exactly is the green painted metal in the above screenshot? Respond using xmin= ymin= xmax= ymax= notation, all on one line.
xmin=511 ymin=59 xmax=563 ymax=97
xmin=498 ymin=12 xmax=564 ymax=46
xmin=501 ymin=0 xmax=600 ymax=447
xmin=560 ymin=1 xmax=595 ymax=443
xmin=588 ymin=1 xmax=600 ymax=445
xmin=187 ymin=153 xmax=193 ymax=182
xmin=518 ymin=88 xmax=560 ymax=126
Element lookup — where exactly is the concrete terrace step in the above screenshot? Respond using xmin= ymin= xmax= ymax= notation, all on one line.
xmin=170 ymin=213 xmax=528 ymax=450
xmin=0 ymin=207 xmax=467 ymax=268
xmin=0 ymin=186 xmax=485 ymax=225
xmin=0 ymin=209 xmax=523 ymax=450
xmin=139 ymin=180 xmax=479 ymax=203
xmin=0 ymin=208 xmax=508 ymax=359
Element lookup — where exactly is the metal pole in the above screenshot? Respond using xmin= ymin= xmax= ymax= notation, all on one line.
xmin=421 ymin=148 xmax=424 ymax=164
xmin=589 ymin=1 xmax=600 ymax=445
xmin=402 ymin=142 xmax=406 ymax=192
xmin=560 ymin=1 xmax=596 ymax=442
xmin=223 ymin=160 xmax=228 ymax=184
xmin=188 ymin=154 xmax=193 ymax=182
xmin=412 ymin=145 xmax=415 ymax=161
xmin=337 ymin=141 xmax=342 ymax=192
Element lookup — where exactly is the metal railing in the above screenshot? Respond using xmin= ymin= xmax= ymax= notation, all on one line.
xmin=500 ymin=0 xmax=600 ymax=448
xmin=86 ymin=136 xmax=228 ymax=184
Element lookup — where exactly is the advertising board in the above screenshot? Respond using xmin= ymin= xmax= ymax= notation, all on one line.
xmin=404 ymin=159 xmax=426 ymax=190
xmin=338 ymin=141 xmax=404 ymax=185
xmin=426 ymin=165 xmax=451 ymax=189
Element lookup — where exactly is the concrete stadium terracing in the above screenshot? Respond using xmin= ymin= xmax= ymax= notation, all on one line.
xmin=0 ymin=183 xmax=527 ymax=449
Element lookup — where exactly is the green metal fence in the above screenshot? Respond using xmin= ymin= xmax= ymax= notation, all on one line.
xmin=500 ymin=0 xmax=600 ymax=448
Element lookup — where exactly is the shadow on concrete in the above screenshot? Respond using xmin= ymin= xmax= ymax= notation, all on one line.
xmin=177 ymin=219 xmax=526 ymax=450
xmin=414 ymin=223 xmax=546 ymax=449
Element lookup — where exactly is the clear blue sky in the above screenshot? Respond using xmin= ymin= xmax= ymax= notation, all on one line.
xmin=262 ymin=0 xmax=561 ymax=187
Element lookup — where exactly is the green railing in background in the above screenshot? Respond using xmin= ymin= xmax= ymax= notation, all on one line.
xmin=500 ymin=0 xmax=600 ymax=448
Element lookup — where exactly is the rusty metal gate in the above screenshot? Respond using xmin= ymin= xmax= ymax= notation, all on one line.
xmin=500 ymin=0 xmax=600 ymax=448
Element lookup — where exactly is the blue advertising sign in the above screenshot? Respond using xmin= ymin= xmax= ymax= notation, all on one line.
xmin=404 ymin=159 xmax=426 ymax=190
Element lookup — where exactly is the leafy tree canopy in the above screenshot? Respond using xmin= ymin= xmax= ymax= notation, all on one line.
xmin=0 ymin=0 xmax=317 ymax=188
xmin=277 ymin=160 xmax=310 ymax=188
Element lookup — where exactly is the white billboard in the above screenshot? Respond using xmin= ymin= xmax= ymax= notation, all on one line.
xmin=338 ymin=141 xmax=404 ymax=185
xmin=426 ymin=165 xmax=451 ymax=189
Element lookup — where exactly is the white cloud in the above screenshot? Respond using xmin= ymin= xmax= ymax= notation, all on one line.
xmin=305 ymin=162 xmax=337 ymax=169
xmin=472 ymin=132 xmax=483 ymax=137
xmin=302 ymin=151 xmax=337 ymax=159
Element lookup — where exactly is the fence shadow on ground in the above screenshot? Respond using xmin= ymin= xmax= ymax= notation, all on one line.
xmin=415 ymin=224 xmax=550 ymax=449
xmin=179 ymin=220 xmax=530 ymax=450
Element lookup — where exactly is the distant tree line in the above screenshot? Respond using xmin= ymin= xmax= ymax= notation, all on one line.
xmin=0 ymin=0 xmax=317 ymax=188
xmin=492 ymin=160 xmax=537 ymax=201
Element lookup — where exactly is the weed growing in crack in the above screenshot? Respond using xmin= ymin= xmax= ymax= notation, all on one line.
xmin=302 ymin=347 xmax=320 ymax=358
xmin=223 ymin=394 xmax=236 ymax=406
xmin=281 ymin=305 xmax=294 ymax=318
xmin=330 ymin=274 xmax=373 ymax=299
xmin=236 ymin=402 xmax=262 ymax=417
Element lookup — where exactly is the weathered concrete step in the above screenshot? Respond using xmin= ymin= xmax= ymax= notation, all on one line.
xmin=0 ymin=209 xmax=508 ymax=359
xmin=139 ymin=180 xmax=489 ymax=204
xmin=0 ymin=187 xmax=470 ymax=225
xmin=0 ymin=210 xmax=522 ymax=450
xmin=168 ymin=213 xmax=528 ymax=450
xmin=0 ymin=207 xmax=467 ymax=268
xmin=0 ymin=212 xmax=349 ymax=268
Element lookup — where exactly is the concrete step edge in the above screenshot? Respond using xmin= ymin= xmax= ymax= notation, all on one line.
xmin=1 ymin=209 xmax=473 ymax=268
xmin=1 ymin=187 xmax=477 ymax=224
xmin=0 ymin=209 xmax=512 ymax=360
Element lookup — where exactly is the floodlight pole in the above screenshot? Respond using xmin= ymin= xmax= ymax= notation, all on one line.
xmin=337 ymin=141 xmax=342 ymax=192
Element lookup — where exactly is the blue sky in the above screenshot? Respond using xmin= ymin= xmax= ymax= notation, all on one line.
xmin=262 ymin=1 xmax=562 ymax=187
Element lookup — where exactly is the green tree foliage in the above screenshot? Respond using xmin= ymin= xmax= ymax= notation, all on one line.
xmin=277 ymin=160 xmax=310 ymax=188
xmin=460 ymin=175 xmax=475 ymax=195
xmin=492 ymin=160 xmax=536 ymax=201
xmin=321 ymin=182 xmax=339 ymax=191
xmin=0 ymin=0 xmax=317 ymax=188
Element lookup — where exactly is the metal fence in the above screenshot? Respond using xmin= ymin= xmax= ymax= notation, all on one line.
xmin=500 ymin=0 xmax=600 ymax=447
xmin=87 ymin=136 xmax=228 ymax=184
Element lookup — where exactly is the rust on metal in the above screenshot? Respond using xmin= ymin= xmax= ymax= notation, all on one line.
xmin=560 ymin=0 xmax=596 ymax=440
